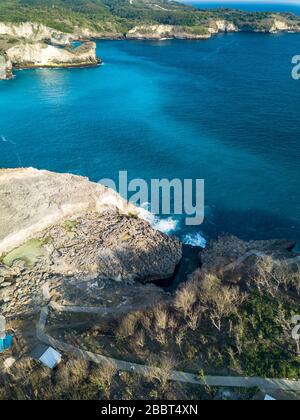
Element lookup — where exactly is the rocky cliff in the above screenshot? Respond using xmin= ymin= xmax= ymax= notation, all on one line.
xmin=6 ymin=41 xmax=99 ymax=69
xmin=126 ymin=24 xmax=210 ymax=40
xmin=0 ymin=22 xmax=73 ymax=45
xmin=0 ymin=22 xmax=99 ymax=78
xmin=126 ymin=20 xmax=239 ymax=40
xmin=0 ymin=169 xmax=182 ymax=316
xmin=207 ymin=19 xmax=238 ymax=34
xmin=269 ymin=18 xmax=299 ymax=33
xmin=0 ymin=54 xmax=12 ymax=80
xmin=124 ymin=16 xmax=298 ymax=40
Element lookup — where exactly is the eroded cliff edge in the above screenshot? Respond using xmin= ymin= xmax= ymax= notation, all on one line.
xmin=0 ymin=23 xmax=99 ymax=80
xmin=0 ymin=168 xmax=182 ymax=316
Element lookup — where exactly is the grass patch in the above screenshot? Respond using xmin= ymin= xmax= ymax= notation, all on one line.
xmin=127 ymin=212 xmax=138 ymax=219
xmin=64 ymin=220 xmax=78 ymax=232
xmin=2 ymin=239 xmax=45 ymax=268
xmin=63 ymin=220 xmax=78 ymax=238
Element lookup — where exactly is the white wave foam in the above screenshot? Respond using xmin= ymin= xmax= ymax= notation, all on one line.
xmin=137 ymin=204 xmax=207 ymax=245
xmin=182 ymin=232 xmax=207 ymax=248
xmin=137 ymin=204 xmax=179 ymax=234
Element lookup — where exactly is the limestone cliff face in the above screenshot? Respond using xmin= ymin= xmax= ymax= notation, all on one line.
xmin=126 ymin=18 xmax=300 ymax=39
xmin=207 ymin=20 xmax=238 ymax=34
xmin=0 ymin=168 xmax=182 ymax=315
xmin=269 ymin=18 xmax=300 ymax=33
xmin=0 ymin=54 xmax=12 ymax=80
xmin=6 ymin=41 xmax=98 ymax=68
xmin=0 ymin=22 xmax=72 ymax=45
xmin=126 ymin=21 xmax=239 ymax=40
xmin=0 ymin=168 xmax=181 ymax=276
xmin=126 ymin=24 xmax=210 ymax=40
xmin=72 ymin=25 xmax=124 ymax=40
xmin=0 ymin=168 xmax=134 ymax=253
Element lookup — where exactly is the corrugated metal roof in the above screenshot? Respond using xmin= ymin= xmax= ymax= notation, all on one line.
xmin=264 ymin=395 xmax=276 ymax=401
xmin=39 ymin=347 xmax=62 ymax=369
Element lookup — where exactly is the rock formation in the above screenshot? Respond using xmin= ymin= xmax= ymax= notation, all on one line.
xmin=0 ymin=23 xmax=99 ymax=78
xmin=207 ymin=20 xmax=238 ymax=34
xmin=199 ymin=234 xmax=299 ymax=284
xmin=0 ymin=22 xmax=73 ymax=45
xmin=0 ymin=54 xmax=12 ymax=80
xmin=0 ymin=169 xmax=182 ymax=316
xmin=6 ymin=42 xmax=99 ymax=69
xmin=269 ymin=18 xmax=298 ymax=33
xmin=126 ymin=24 xmax=211 ymax=40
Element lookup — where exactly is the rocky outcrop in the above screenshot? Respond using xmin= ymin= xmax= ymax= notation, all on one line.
xmin=6 ymin=41 xmax=99 ymax=69
xmin=0 ymin=54 xmax=12 ymax=80
xmin=269 ymin=18 xmax=300 ymax=33
xmin=0 ymin=22 xmax=73 ymax=45
xmin=0 ymin=168 xmax=135 ymax=253
xmin=207 ymin=20 xmax=238 ymax=34
xmin=0 ymin=169 xmax=182 ymax=316
xmin=126 ymin=24 xmax=210 ymax=40
xmin=126 ymin=19 xmax=264 ymax=40
xmin=72 ymin=25 xmax=124 ymax=40
xmin=200 ymin=235 xmax=299 ymax=283
xmin=0 ymin=23 xmax=100 ymax=78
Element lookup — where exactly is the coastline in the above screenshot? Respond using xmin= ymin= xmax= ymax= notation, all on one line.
xmin=1 ymin=14 xmax=300 ymax=81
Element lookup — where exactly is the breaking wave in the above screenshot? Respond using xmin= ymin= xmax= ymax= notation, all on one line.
xmin=137 ymin=204 xmax=207 ymax=248
xmin=137 ymin=203 xmax=179 ymax=234
xmin=182 ymin=232 xmax=207 ymax=248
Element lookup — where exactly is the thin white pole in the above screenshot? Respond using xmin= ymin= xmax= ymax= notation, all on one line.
xmin=0 ymin=315 xmax=6 ymax=339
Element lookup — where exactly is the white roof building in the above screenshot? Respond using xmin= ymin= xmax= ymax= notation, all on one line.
xmin=30 ymin=345 xmax=62 ymax=369
xmin=264 ymin=394 xmax=276 ymax=401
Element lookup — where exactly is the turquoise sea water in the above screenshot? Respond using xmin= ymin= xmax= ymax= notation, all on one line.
xmin=0 ymin=32 xmax=300 ymax=244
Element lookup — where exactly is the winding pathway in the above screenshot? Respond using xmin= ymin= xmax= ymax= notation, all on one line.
xmin=36 ymin=280 xmax=300 ymax=392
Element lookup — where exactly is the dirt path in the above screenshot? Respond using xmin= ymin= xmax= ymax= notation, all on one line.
xmin=223 ymin=250 xmax=300 ymax=273
xmin=36 ymin=281 xmax=300 ymax=392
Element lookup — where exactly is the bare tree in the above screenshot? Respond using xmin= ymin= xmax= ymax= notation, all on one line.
xmin=174 ymin=283 xmax=197 ymax=318
xmin=90 ymin=361 xmax=117 ymax=398
xmin=134 ymin=329 xmax=145 ymax=349
xmin=148 ymin=356 xmax=177 ymax=391
xmin=275 ymin=306 xmax=300 ymax=356
xmin=153 ymin=305 xmax=168 ymax=331
xmin=200 ymin=274 xmax=243 ymax=331
xmin=116 ymin=312 xmax=140 ymax=340
xmin=175 ymin=328 xmax=186 ymax=349
xmin=186 ymin=305 xmax=202 ymax=331
xmin=251 ymin=256 xmax=274 ymax=294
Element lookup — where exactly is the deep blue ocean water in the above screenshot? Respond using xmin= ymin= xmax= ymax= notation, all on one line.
xmin=0 ymin=30 xmax=300 ymax=244
xmin=184 ymin=2 xmax=300 ymax=15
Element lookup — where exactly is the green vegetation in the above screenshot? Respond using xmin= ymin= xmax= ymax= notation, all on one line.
xmin=238 ymin=292 xmax=300 ymax=379
xmin=66 ymin=255 xmax=300 ymax=381
xmin=0 ymin=0 xmax=299 ymax=34
xmin=2 ymin=238 xmax=45 ymax=267
xmin=64 ymin=220 xmax=78 ymax=238
xmin=64 ymin=220 xmax=78 ymax=232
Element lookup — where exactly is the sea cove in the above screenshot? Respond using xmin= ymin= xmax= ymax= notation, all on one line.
xmin=0 ymin=33 xmax=300 ymax=244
